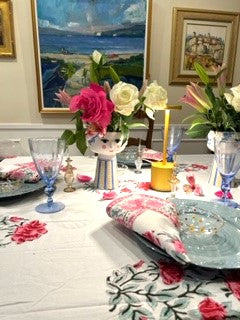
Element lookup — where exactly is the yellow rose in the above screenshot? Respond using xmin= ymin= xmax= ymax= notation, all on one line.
xmin=143 ymin=81 xmax=168 ymax=110
xmin=110 ymin=81 xmax=139 ymax=116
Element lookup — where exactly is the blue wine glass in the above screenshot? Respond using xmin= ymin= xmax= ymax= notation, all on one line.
xmin=214 ymin=138 xmax=240 ymax=208
xmin=162 ymin=125 xmax=185 ymax=162
xmin=29 ymin=138 xmax=66 ymax=213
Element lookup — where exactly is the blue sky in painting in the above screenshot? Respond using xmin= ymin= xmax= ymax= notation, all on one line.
xmin=37 ymin=0 xmax=146 ymax=33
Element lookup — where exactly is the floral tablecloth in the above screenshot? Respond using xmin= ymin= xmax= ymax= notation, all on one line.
xmin=0 ymin=155 xmax=239 ymax=320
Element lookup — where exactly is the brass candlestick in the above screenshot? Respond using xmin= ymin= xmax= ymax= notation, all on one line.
xmin=64 ymin=157 xmax=76 ymax=192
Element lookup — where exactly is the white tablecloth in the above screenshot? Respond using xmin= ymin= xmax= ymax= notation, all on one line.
xmin=0 ymin=155 xmax=239 ymax=320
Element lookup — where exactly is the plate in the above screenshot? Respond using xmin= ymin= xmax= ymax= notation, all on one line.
xmin=0 ymin=180 xmax=45 ymax=199
xmin=136 ymin=198 xmax=240 ymax=269
xmin=117 ymin=147 xmax=150 ymax=168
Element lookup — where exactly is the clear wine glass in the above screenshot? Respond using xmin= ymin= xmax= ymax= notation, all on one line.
xmin=162 ymin=125 xmax=185 ymax=162
xmin=214 ymin=138 xmax=240 ymax=208
xmin=29 ymin=138 xmax=66 ymax=213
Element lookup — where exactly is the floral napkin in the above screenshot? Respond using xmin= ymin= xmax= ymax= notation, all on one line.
xmin=0 ymin=161 xmax=40 ymax=183
xmin=106 ymin=194 xmax=190 ymax=264
xmin=142 ymin=148 xmax=163 ymax=161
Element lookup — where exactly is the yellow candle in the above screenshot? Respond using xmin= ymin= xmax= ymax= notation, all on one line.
xmin=151 ymin=161 xmax=174 ymax=191
xmin=162 ymin=109 xmax=170 ymax=165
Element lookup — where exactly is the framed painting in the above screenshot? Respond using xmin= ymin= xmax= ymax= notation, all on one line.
xmin=169 ymin=8 xmax=240 ymax=85
xmin=0 ymin=0 xmax=15 ymax=58
xmin=31 ymin=0 xmax=152 ymax=113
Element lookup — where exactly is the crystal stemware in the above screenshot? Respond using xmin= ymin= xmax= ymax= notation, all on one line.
xmin=214 ymin=138 xmax=240 ymax=208
xmin=29 ymin=138 xmax=66 ymax=213
xmin=162 ymin=125 xmax=184 ymax=162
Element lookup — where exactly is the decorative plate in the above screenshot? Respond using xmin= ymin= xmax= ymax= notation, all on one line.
xmin=117 ymin=147 xmax=150 ymax=168
xmin=0 ymin=180 xmax=45 ymax=199
xmin=136 ymin=198 xmax=240 ymax=269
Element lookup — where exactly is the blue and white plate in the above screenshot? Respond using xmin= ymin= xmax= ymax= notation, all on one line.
xmin=136 ymin=198 xmax=240 ymax=269
xmin=0 ymin=180 xmax=45 ymax=199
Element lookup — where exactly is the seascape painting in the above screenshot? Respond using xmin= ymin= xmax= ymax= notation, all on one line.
xmin=31 ymin=0 xmax=151 ymax=112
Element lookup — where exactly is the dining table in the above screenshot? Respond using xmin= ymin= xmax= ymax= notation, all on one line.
xmin=0 ymin=154 xmax=240 ymax=320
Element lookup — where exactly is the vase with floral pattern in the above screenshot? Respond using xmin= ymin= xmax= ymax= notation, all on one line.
xmin=88 ymin=132 xmax=127 ymax=190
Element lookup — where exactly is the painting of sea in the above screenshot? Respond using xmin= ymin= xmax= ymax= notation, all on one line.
xmin=31 ymin=0 xmax=151 ymax=112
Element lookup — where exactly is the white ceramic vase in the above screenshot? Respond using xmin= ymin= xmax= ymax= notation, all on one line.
xmin=88 ymin=132 xmax=127 ymax=190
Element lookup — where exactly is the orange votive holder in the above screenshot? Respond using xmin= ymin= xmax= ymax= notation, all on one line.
xmin=151 ymin=161 xmax=174 ymax=192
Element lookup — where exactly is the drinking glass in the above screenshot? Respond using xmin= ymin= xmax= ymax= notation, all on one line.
xmin=29 ymin=138 xmax=66 ymax=213
xmin=162 ymin=126 xmax=185 ymax=162
xmin=214 ymin=138 xmax=240 ymax=208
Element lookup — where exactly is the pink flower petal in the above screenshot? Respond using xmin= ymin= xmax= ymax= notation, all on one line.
xmin=194 ymin=184 xmax=204 ymax=196
xmin=215 ymin=190 xmax=233 ymax=199
xmin=186 ymin=174 xmax=196 ymax=187
xmin=77 ymin=174 xmax=92 ymax=183
xmin=102 ymin=191 xmax=117 ymax=200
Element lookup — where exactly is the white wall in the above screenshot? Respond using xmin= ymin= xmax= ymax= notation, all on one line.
xmin=0 ymin=0 xmax=239 ymax=154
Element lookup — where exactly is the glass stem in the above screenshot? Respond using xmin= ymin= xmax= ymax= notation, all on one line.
xmin=44 ymin=185 xmax=55 ymax=207
xmin=220 ymin=174 xmax=233 ymax=202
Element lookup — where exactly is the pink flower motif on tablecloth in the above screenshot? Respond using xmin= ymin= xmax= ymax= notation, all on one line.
xmin=133 ymin=260 xmax=145 ymax=269
xmin=11 ymin=220 xmax=48 ymax=244
xmin=137 ymin=182 xmax=151 ymax=191
xmin=9 ymin=217 xmax=25 ymax=223
xmin=102 ymin=191 xmax=117 ymax=200
xmin=77 ymin=174 xmax=92 ymax=183
xmin=173 ymin=240 xmax=187 ymax=254
xmin=159 ymin=260 xmax=184 ymax=285
xmin=143 ymin=231 xmax=161 ymax=247
xmin=120 ymin=187 xmax=132 ymax=193
xmin=215 ymin=190 xmax=233 ymax=199
xmin=198 ymin=298 xmax=227 ymax=320
xmin=225 ymin=270 xmax=240 ymax=300
xmin=139 ymin=317 xmax=149 ymax=320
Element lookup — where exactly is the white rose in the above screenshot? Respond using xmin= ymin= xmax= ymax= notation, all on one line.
xmin=110 ymin=81 xmax=139 ymax=116
xmin=92 ymin=50 xmax=102 ymax=64
xmin=143 ymin=81 xmax=168 ymax=110
xmin=224 ymin=84 xmax=240 ymax=112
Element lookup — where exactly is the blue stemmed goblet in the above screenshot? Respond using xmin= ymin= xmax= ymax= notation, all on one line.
xmin=162 ymin=125 xmax=185 ymax=162
xmin=29 ymin=138 xmax=66 ymax=213
xmin=214 ymin=138 xmax=240 ymax=208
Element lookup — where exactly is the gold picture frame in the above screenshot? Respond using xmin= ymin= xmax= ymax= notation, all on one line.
xmin=31 ymin=0 xmax=152 ymax=114
xmin=169 ymin=8 xmax=240 ymax=85
xmin=0 ymin=0 xmax=15 ymax=58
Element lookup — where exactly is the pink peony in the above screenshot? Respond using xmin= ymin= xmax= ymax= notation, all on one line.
xmin=159 ymin=261 xmax=184 ymax=285
xmin=69 ymin=83 xmax=114 ymax=131
xmin=173 ymin=240 xmax=187 ymax=254
xmin=11 ymin=220 xmax=48 ymax=244
xmin=198 ymin=298 xmax=227 ymax=320
xmin=225 ymin=270 xmax=240 ymax=300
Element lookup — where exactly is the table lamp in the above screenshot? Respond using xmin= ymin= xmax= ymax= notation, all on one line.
xmin=151 ymin=105 xmax=182 ymax=191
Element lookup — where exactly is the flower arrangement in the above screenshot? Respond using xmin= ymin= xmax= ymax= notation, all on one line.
xmin=180 ymin=62 xmax=240 ymax=138
xmin=56 ymin=50 xmax=168 ymax=154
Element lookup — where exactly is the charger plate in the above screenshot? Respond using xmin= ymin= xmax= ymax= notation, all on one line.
xmin=136 ymin=198 xmax=240 ymax=269
xmin=0 ymin=180 xmax=45 ymax=199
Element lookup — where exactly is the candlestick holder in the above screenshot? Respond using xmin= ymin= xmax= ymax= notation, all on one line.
xmin=64 ymin=157 xmax=76 ymax=192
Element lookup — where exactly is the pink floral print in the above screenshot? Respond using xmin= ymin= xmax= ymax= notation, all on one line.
xmin=11 ymin=220 xmax=48 ymax=244
xmin=198 ymin=298 xmax=227 ymax=320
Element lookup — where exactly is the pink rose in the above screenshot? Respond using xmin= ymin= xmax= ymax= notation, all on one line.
xmin=70 ymin=83 xmax=114 ymax=131
xmin=173 ymin=240 xmax=187 ymax=254
xmin=11 ymin=220 xmax=48 ymax=244
xmin=102 ymin=191 xmax=117 ymax=200
xmin=198 ymin=298 xmax=227 ymax=320
xmin=159 ymin=261 xmax=184 ymax=285
xmin=77 ymin=174 xmax=92 ymax=183
xmin=9 ymin=216 xmax=24 ymax=223
xmin=225 ymin=270 xmax=240 ymax=300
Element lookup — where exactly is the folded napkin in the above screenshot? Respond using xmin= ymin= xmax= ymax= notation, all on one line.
xmin=0 ymin=162 xmax=40 ymax=183
xmin=142 ymin=148 xmax=163 ymax=161
xmin=106 ymin=194 xmax=189 ymax=264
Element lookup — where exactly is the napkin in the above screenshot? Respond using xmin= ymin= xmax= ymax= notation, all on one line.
xmin=0 ymin=162 xmax=40 ymax=183
xmin=106 ymin=194 xmax=190 ymax=264
xmin=142 ymin=148 xmax=163 ymax=161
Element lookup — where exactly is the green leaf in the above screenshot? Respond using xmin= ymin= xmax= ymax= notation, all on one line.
xmin=109 ymin=66 xmax=120 ymax=83
xmin=127 ymin=122 xmax=146 ymax=129
xmin=171 ymin=297 xmax=190 ymax=309
xmin=89 ymin=63 xmax=99 ymax=83
xmin=194 ymin=62 xmax=210 ymax=84
xmin=61 ymin=129 xmax=76 ymax=147
xmin=186 ymin=124 xmax=210 ymax=138
xmin=75 ymin=130 xmax=87 ymax=155
xmin=159 ymin=306 xmax=174 ymax=320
